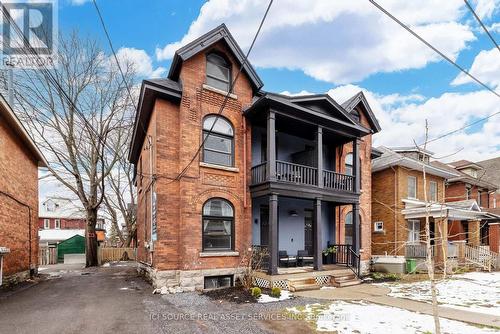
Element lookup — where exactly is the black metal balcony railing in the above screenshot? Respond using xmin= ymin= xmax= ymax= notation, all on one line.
xmin=250 ymin=161 xmax=354 ymax=193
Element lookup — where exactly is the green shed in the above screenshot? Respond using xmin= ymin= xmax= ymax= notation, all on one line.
xmin=57 ymin=235 xmax=85 ymax=262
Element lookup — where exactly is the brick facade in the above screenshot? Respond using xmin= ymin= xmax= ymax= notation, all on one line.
xmin=0 ymin=113 xmax=40 ymax=283
xmin=132 ymin=29 xmax=377 ymax=288
xmin=372 ymin=165 xmax=446 ymax=256
xmin=38 ymin=218 xmax=87 ymax=230
xmin=135 ymin=42 xmax=253 ymax=287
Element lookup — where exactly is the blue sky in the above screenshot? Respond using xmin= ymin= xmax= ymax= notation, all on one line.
xmin=57 ymin=0 xmax=500 ymax=162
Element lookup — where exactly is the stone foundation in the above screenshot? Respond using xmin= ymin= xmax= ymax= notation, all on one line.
xmin=137 ymin=262 xmax=246 ymax=292
xmin=2 ymin=269 xmax=31 ymax=286
xmin=360 ymin=260 xmax=370 ymax=276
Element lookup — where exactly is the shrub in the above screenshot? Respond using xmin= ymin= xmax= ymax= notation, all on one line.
xmin=386 ymin=273 xmax=401 ymax=281
xmin=250 ymin=287 xmax=261 ymax=298
xmin=270 ymin=287 xmax=281 ymax=298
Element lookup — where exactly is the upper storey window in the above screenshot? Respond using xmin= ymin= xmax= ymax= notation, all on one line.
xmin=203 ymin=115 xmax=234 ymax=167
xmin=206 ymin=53 xmax=231 ymax=92
xmin=351 ymin=109 xmax=360 ymax=123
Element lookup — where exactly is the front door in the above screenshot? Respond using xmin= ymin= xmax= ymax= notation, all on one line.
xmin=260 ymin=205 xmax=269 ymax=246
xmin=304 ymin=209 xmax=313 ymax=255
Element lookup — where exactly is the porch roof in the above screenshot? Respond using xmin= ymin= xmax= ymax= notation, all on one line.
xmin=401 ymin=198 xmax=493 ymax=220
xmin=244 ymin=92 xmax=371 ymax=138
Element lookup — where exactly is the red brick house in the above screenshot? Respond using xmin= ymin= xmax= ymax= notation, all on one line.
xmin=129 ymin=25 xmax=380 ymax=290
xmin=0 ymin=95 xmax=47 ymax=284
xmin=432 ymin=160 xmax=500 ymax=254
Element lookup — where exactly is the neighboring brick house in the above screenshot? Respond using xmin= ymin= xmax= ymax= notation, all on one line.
xmin=38 ymin=197 xmax=105 ymax=247
xmin=431 ymin=159 xmax=500 ymax=253
xmin=371 ymin=147 xmax=459 ymax=263
xmin=0 ymin=95 xmax=47 ymax=284
xmin=128 ymin=24 xmax=380 ymax=290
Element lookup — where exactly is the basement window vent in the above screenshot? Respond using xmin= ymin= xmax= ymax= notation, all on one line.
xmin=374 ymin=221 xmax=384 ymax=232
xmin=204 ymin=275 xmax=233 ymax=290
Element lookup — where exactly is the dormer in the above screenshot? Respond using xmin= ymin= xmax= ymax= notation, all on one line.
xmin=449 ymin=160 xmax=483 ymax=178
xmin=392 ymin=147 xmax=433 ymax=164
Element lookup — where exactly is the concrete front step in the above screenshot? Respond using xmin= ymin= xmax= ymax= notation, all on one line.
xmin=331 ymin=279 xmax=362 ymax=288
xmin=288 ymin=283 xmax=321 ymax=292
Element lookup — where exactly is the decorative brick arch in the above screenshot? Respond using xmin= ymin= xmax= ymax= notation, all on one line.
xmin=189 ymin=188 xmax=243 ymax=218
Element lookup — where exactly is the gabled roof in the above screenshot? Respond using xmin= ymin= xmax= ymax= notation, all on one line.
xmin=288 ymin=94 xmax=360 ymax=125
xmin=39 ymin=197 xmax=86 ymax=219
xmin=341 ymin=91 xmax=381 ymax=133
xmin=431 ymin=161 xmax=497 ymax=191
xmin=477 ymin=156 xmax=500 ymax=189
xmin=38 ymin=229 xmax=85 ymax=243
xmin=0 ymin=94 xmax=47 ymax=167
xmin=449 ymin=159 xmax=482 ymax=170
xmin=372 ymin=146 xmax=460 ymax=179
xmin=168 ymin=24 xmax=263 ymax=92
xmin=245 ymin=92 xmax=372 ymax=137
xmin=401 ymin=198 xmax=490 ymax=220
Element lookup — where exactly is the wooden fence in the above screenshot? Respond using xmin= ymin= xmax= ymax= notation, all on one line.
xmin=39 ymin=247 xmax=57 ymax=265
xmin=98 ymin=247 xmax=137 ymax=264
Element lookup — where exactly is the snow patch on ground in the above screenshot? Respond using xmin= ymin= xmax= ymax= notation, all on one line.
xmin=257 ymin=290 xmax=292 ymax=303
xmin=288 ymin=300 xmax=498 ymax=333
xmin=378 ymin=272 xmax=500 ymax=316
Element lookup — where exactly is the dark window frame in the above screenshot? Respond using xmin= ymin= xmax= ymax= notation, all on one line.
xmin=206 ymin=52 xmax=232 ymax=92
xmin=345 ymin=153 xmax=353 ymax=176
xmin=351 ymin=109 xmax=361 ymax=123
xmin=204 ymin=275 xmax=234 ymax=289
xmin=202 ymin=198 xmax=235 ymax=252
xmin=202 ymin=115 xmax=235 ymax=167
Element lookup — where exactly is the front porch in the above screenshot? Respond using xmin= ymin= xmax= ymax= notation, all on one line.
xmin=252 ymin=264 xmax=360 ymax=291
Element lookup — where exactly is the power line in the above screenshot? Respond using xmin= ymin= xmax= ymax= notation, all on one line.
xmin=369 ymin=0 xmax=500 ymax=100
xmin=368 ymin=0 xmax=500 ymax=145
xmin=172 ymin=0 xmax=274 ymax=182
xmin=463 ymin=0 xmax=500 ymax=54
xmin=0 ymin=4 xmax=128 ymax=167
xmin=91 ymin=0 xmax=139 ymax=108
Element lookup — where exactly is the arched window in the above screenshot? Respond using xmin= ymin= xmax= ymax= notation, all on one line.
xmin=203 ymin=115 xmax=234 ymax=167
xmin=206 ymin=53 xmax=231 ymax=92
xmin=202 ymin=198 xmax=234 ymax=251
xmin=345 ymin=153 xmax=353 ymax=176
xmin=351 ymin=109 xmax=360 ymax=123
xmin=345 ymin=211 xmax=353 ymax=245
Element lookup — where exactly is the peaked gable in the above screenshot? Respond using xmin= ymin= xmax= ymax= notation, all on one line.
xmin=342 ymin=92 xmax=381 ymax=133
xmin=167 ymin=24 xmax=263 ymax=91
xmin=290 ymin=95 xmax=359 ymax=126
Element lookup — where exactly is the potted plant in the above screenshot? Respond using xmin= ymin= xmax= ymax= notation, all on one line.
xmin=322 ymin=245 xmax=337 ymax=264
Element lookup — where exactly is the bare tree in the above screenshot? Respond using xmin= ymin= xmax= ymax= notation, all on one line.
xmin=13 ymin=32 xmax=136 ymax=266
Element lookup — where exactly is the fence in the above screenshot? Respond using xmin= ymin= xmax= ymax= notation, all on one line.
xmin=39 ymin=247 xmax=57 ymax=265
xmin=98 ymin=247 xmax=137 ymax=264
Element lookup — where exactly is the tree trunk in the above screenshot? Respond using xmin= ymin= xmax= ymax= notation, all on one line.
xmin=86 ymin=208 xmax=99 ymax=267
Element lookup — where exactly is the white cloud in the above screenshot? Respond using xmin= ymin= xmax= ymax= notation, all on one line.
xmin=115 ymin=47 xmax=166 ymax=78
xmin=472 ymin=0 xmax=500 ymax=20
xmin=452 ymin=48 xmax=500 ymax=89
xmin=283 ymin=84 xmax=500 ymax=162
xmin=70 ymin=0 xmax=91 ymax=5
xmin=156 ymin=0 xmax=476 ymax=84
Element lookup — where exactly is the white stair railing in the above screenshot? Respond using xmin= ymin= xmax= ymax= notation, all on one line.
xmin=464 ymin=244 xmax=498 ymax=271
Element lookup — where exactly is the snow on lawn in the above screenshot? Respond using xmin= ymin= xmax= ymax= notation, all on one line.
xmin=287 ymin=301 xmax=498 ymax=333
xmin=379 ymin=272 xmax=500 ymax=316
xmin=257 ymin=290 xmax=292 ymax=303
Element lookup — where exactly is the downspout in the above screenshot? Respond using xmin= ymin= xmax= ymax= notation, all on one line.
xmin=243 ymin=116 xmax=247 ymax=208
xmin=0 ymin=190 xmax=32 ymax=276
xmin=148 ymin=135 xmax=154 ymax=266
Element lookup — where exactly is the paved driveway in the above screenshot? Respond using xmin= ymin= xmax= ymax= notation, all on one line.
xmin=0 ymin=263 xmax=316 ymax=334
xmin=0 ymin=262 xmax=157 ymax=334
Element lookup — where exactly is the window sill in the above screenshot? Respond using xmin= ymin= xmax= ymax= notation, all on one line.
xmin=199 ymin=251 xmax=240 ymax=258
xmin=202 ymin=84 xmax=238 ymax=100
xmin=200 ymin=162 xmax=239 ymax=173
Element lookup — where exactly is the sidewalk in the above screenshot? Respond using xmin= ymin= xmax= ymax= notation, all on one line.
xmin=295 ymin=284 xmax=500 ymax=328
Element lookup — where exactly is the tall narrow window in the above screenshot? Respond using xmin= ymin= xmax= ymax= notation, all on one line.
xmin=478 ymin=190 xmax=482 ymax=207
xmin=351 ymin=109 xmax=360 ymax=123
xmin=345 ymin=153 xmax=353 ymax=176
xmin=44 ymin=219 xmax=50 ymax=229
xmin=466 ymin=186 xmax=472 ymax=200
xmin=55 ymin=219 xmax=61 ymax=229
xmin=408 ymin=176 xmax=417 ymax=199
xmin=203 ymin=115 xmax=234 ymax=167
xmin=202 ymin=198 xmax=234 ymax=251
xmin=429 ymin=181 xmax=437 ymax=202
xmin=206 ymin=53 xmax=231 ymax=92
xmin=407 ymin=219 xmax=420 ymax=244
xmin=345 ymin=211 xmax=353 ymax=245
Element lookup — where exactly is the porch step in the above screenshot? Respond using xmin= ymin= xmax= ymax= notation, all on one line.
xmin=330 ymin=273 xmax=362 ymax=288
xmin=287 ymin=277 xmax=321 ymax=292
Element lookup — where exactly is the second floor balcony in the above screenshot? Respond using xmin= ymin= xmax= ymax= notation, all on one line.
xmin=251 ymin=160 xmax=354 ymax=192
xmin=245 ymin=93 xmax=370 ymax=201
